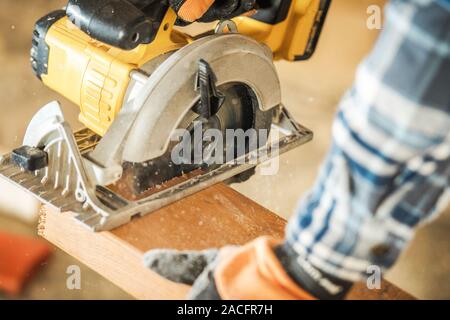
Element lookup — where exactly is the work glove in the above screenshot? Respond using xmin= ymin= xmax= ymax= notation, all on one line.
xmin=144 ymin=237 xmax=353 ymax=299
xmin=169 ymin=0 xmax=257 ymax=24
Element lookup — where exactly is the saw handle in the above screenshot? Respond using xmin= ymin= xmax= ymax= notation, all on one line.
xmin=66 ymin=0 xmax=169 ymax=50
xmin=66 ymin=0 xmax=259 ymax=49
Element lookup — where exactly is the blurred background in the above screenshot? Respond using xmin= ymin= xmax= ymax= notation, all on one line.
xmin=0 ymin=0 xmax=448 ymax=299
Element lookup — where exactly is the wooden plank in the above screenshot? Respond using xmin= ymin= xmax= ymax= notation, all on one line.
xmin=348 ymin=282 xmax=414 ymax=300
xmin=38 ymin=183 xmax=413 ymax=300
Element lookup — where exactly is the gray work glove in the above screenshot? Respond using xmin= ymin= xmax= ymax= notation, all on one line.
xmin=144 ymin=242 xmax=353 ymax=300
xmin=144 ymin=248 xmax=225 ymax=299
xmin=169 ymin=0 xmax=257 ymax=24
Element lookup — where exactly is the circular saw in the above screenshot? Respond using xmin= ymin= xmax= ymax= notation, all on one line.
xmin=0 ymin=0 xmax=331 ymax=230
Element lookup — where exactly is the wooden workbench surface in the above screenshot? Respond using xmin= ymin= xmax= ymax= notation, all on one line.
xmin=38 ymin=183 xmax=413 ymax=300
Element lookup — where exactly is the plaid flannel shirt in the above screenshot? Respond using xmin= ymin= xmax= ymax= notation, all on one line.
xmin=286 ymin=0 xmax=450 ymax=282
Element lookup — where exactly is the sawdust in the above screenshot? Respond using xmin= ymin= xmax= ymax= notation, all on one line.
xmin=37 ymin=206 xmax=47 ymax=237
xmin=108 ymin=168 xmax=204 ymax=201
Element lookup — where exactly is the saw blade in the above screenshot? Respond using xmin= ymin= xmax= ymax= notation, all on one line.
xmin=111 ymin=83 xmax=271 ymax=197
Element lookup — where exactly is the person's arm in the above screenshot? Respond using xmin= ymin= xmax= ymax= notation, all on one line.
xmin=286 ymin=0 xmax=450 ymax=284
xmin=144 ymin=0 xmax=450 ymax=299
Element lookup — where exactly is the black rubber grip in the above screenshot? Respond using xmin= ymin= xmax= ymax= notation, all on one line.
xmin=197 ymin=0 xmax=257 ymax=23
xmin=251 ymin=0 xmax=291 ymax=25
xmin=31 ymin=10 xmax=66 ymax=80
xmin=294 ymin=0 xmax=332 ymax=61
xmin=12 ymin=146 xmax=48 ymax=172
xmin=66 ymin=0 xmax=168 ymax=50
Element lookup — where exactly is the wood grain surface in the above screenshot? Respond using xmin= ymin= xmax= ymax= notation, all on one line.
xmin=39 ymin=183 xmax=414 ymax=300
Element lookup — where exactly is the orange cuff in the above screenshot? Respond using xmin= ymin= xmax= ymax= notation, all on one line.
xmin=178 ymin=0 xmax=215 ymax=22
xmin=215 ymin=237 xmax=316 ymax=300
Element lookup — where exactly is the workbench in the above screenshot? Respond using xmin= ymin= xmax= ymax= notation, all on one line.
xmin=38 ymin=183 xmax=413 ymax=300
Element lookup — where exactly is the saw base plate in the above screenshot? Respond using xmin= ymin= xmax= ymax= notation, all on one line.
xmin=0 ymin=105 xmax=311 ymax=231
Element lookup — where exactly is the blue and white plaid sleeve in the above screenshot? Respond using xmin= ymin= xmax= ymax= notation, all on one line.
xmin=286 ymin=0 xmax=450 ymax=282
